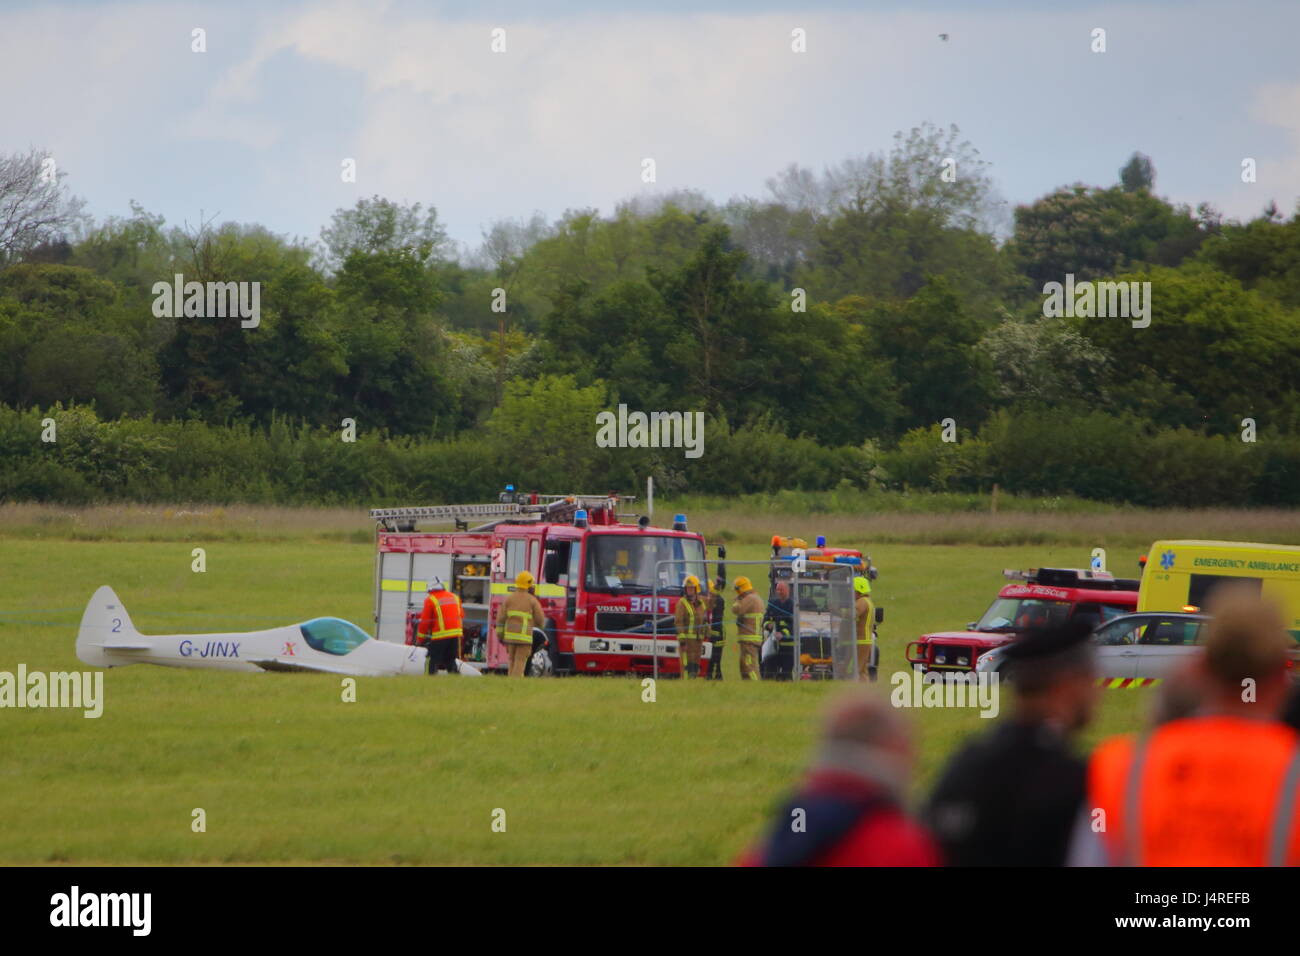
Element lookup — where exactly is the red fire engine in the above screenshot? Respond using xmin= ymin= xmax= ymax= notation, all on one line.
xmin=904 ymin=567 xmax=1139 ymax=673
xmin=369 ymin=490 xmax=711 ymax=676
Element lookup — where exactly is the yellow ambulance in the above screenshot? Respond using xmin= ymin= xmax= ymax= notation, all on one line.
xmin=1140 ymin=540 xmax=1300 ymax=638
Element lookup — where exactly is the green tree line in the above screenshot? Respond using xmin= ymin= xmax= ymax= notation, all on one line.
xmin=2 ymin=127 xmax=1299 ymax=505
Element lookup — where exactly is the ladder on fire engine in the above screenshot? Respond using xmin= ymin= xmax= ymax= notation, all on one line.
xmin=369 ymin=494 xmax=635 ymax=532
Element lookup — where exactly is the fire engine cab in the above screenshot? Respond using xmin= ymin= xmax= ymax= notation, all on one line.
xmin=369 ymin=491 xmax=710 ymax=676
xmin=905 ymin=567 xmax=1139 ymax=673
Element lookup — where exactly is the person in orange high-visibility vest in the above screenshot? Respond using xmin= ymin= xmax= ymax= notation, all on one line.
xmin=1072 ymin=587 xmax=1300 ymax=866
xmin=418 ymin=578 xmax=463 ymax=675
xmin=498 ymin=570 xmax=545 ymax=678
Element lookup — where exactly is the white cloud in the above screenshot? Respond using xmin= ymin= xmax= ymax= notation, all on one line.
xmin=1247 ymin=82 xmax=1300 ymax=215
xmin=1 ymin=0 xmax=1297 ymax=242
xmin=206 ymin=5 xmax=872 ymax=201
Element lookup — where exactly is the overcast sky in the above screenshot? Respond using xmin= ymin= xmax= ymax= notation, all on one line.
xmin=3 ymin=0 xmax=1297 ymax=252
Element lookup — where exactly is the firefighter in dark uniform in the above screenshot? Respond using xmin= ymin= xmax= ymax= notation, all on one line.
xmin=922 ymin=618 xmax=1100 ymax=866
xmin=703 ymin=577 xmax=727 ymax=679
xmin=762 ymin=579 xmax=796 ymax=680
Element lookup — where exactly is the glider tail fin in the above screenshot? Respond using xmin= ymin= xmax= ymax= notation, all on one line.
xmin=77 ymin=586 xmax=143 ymax=667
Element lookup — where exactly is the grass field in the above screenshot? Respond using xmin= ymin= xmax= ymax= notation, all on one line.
xmin=0 ymin=508 xmax=1161 ymax=865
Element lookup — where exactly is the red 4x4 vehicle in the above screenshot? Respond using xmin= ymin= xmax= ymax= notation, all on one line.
xmin=905 ymin=568 xmax=1139 ymax=673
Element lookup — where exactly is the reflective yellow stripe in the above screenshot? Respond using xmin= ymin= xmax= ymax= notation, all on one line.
xmin=855 ymin=598 xmax=874 ymax=643
xmin=504 ymin=609 xmax=532 ymax=643
xmin=737 ymin=612 xmax=762 ymax=642
xmin=395 ymin=578 xmax=560 ymax=596
xmin=418 ymin=598 xmax=442 ymax=640
xmin=419 ymin=597 xmax=461 ymax=641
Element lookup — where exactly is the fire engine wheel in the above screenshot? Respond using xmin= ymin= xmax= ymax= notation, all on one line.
xmin=527 ymin=648 xmax=554 ymax=677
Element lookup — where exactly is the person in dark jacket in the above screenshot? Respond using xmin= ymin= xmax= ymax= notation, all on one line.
xmin=923 ymin=618 xmax=1099 ymax=866
xmin=762 ymin=579 xmax=796 ymax=680
xmin=702 ymin=577 xmax=727 ymax=680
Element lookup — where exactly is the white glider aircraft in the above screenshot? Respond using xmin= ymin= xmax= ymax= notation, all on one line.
xmin=76 ymin=585 xmax=429 ymax=677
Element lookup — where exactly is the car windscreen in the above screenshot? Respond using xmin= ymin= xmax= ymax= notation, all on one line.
xmin=299 ymin=618 xmax=370 ymax=655
xmin=976 ymin=598 xmax=1072 ymax=632
xmin=584 ymin=534 xmax=707 ymax=594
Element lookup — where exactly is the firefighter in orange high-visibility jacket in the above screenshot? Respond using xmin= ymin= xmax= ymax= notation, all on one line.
xmin=675 ymin=575 xmax=706 ymax=678
xmin=733 ymin=577 xmax=765 ymax=680
xmin=419 ymin=578 xmax=463 ymax=675
xmin=498 ymin=570 xmax=545 ymax=678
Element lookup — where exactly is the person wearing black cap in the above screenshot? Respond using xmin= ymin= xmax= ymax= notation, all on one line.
xmin=923 ymin=617 xmax=1100 ymax=866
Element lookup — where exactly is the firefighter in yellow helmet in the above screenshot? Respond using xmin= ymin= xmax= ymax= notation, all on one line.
xmin=733 ymin=576 xmax=765 ymax=680
xmin=854 ymin=575 xmax=877 ymax=681
xmin=498 ymin=570 xmax=545 ymax=678
xmin=675 ymin=574 xmax=706 ymax=678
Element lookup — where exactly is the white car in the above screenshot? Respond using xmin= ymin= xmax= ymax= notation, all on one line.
xmin=976 ymin=611 xmax=1211 ymax=680
xmin=76 ymin=586 xmax=430 ymax=677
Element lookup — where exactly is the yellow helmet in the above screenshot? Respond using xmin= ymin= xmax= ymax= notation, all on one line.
xmin=734 ymin=576 xmax=753 ymax=593
xmin=515 ymin=570 xmax=535 ymax=590
xmin=854 ymin=575 xmax=871 ymax=595
xmin=683 ymin=574 xmax=700 ymax=592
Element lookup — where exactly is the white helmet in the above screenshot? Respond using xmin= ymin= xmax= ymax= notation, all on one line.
xmin=427 ymin=577 xmax=444 ymax=592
